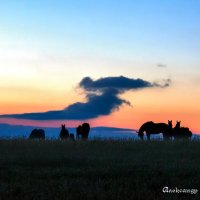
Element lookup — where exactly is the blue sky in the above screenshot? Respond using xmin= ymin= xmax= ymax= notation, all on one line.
xmin=1 ymin=0 xmax=200 ymax=61
xmin=0 ymin=0 xmax=200 ymax=131
xmin=1 ymin=0 xmax=200 ymax=87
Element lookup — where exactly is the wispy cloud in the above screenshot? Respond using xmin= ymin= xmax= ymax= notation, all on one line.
xmin=157 ymin=63 xmax=167 ymax=68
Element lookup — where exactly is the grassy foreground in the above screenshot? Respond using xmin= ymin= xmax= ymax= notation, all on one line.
xmin=0 ymin=139 xmax=199 ymax=200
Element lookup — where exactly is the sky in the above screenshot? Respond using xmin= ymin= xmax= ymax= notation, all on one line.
xmin=0 ymin=0 xmax=200 ymax=133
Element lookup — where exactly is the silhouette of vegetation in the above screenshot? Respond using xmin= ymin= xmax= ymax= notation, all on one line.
xmin=59 ymin=124 xmax=69 ymax=140
xmin=29 ymin=129 xmax=45 ymax=139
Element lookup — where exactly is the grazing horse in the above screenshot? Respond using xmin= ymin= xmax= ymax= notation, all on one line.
xmin=59 ymin=124 xmax=69 ymax=140
xmin=76 ymin=123 xmax=90 ymax=140
xmin=29 ymin=129 xmax=45 ymax=139
xmin=138 ymin=121 xmax=171 ymax=140
xmin=173 ymin=121 xmax=192 ymax=140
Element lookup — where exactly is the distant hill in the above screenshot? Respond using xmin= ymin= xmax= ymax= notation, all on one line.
xmin=0 ymin=123 xmax=137 ymax=139
xmin=0 ymin=123 xmax=199 ymax=140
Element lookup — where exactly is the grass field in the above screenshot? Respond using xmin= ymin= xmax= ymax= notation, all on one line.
xmin=0 ymin=139 xmax=199 ymax=200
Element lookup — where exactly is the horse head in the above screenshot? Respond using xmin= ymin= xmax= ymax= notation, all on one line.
xmin=61 ymin=124 xmax=66 ymax=130
xmin=175 ymin=121 xmax=181 ymax=128
xmin=137 ymin=131 xmax=144 ymax=140
xmin=168 ymin=120 xmax=172 ymax=127
xmin=168 ymin=120 xmax=173 ymax=131
xmin=60 ymin=124 xmax=69 ymax=139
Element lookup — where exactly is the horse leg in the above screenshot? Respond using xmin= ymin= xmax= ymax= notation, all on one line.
xmin=147 ymin=133 xmax=150 ymax=141
xmin=163 ymin=132 xmax=171 ymax=141
xmin=163 ymin=133 xmax=167 ymax=141
xmin=163 ymin=134 xmax=166 ymax=141
xmin=76 ymin=133 xmax=80 ymax=140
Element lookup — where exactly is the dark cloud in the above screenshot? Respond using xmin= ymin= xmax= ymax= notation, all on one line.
xmin=0 ymin=76 xmax=171 ymax=120
xmin=79 ymin=76 xmax=155 ymax=92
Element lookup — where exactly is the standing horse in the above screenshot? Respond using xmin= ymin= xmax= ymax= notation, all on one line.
xmin=173 ymin=121 xmax=192 ymax=140
xmin=76 ymin=125 xmax=82 ymax=140
xmin=76 ymin=123 xmax=90 ymax=140
xmin=59 ymin=124 xmax=69 ymax=140
xmin=138 ymin=121 xmax=172 ymax=140
xmin=29 ymin=129 xmax=45 ymax=139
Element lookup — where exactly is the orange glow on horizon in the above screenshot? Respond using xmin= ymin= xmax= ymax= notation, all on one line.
xmin=0 ymin=79 xmax=199 ymax=134
xmin=0 ymin=109 xmax=199 ymax=134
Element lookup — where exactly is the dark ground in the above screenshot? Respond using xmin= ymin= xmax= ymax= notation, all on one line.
xmin=0 ymin=139 xmax=199 ymax=200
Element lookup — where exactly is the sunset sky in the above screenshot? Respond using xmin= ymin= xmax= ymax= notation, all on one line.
xmin=0 ymin=0 xmax=200 ymax=133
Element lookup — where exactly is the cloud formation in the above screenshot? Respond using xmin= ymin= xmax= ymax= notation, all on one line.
xmin=0 ymin=76 xmax=171 ymax=120
xmin=157 ymin=63 xmax=167 ymax=68
xmin=80 ymin=76 xmax=155 ymax=91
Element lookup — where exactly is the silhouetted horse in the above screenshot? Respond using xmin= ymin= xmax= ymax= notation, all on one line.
xmin=168 ymin=120 xmax=173 ymax=131
xmin=81 ymin=123 xmax=90 ymax=139
xmin=29 ymin=129 xmax=45 ymax=139
xmin=138 ymin=121 xmax=171 ymax=140
xmin=76 ymin=123 xmax=90 ymax=140
xmin=168 ymin=120 xmax=174 ymax=136
xmin=173 ymin=121 xmax=181 ymax=137
xmin=59 ymin=124 xmax=69 ymax=140
xmin=173 ymin=121 xmax=192 ymax=140
xmin=76 ymin=125 xmax=82 ymax=140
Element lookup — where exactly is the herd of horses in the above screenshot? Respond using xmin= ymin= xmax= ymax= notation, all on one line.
xmin=29 ymin=123 xmax=90 ymax=141
xmin=29 ymin=120 xmax=192 ymax=141
xmin=137 ymin=120 xmax=192 ymax=140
